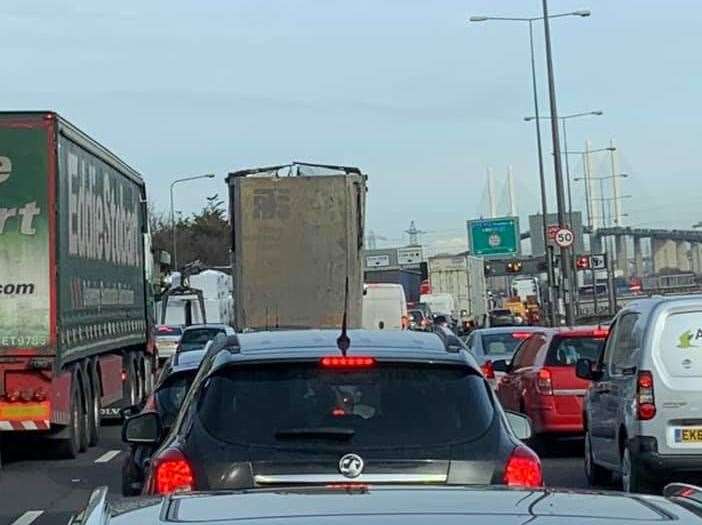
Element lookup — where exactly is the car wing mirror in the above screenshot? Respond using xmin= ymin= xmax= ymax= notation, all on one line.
xmin=504 ymin=410 xmax=532 ymax=441
xmin=122 ymin=411 xmax=162 ymax=445
xmin=492 ymin=359 xmax=509 ymax=373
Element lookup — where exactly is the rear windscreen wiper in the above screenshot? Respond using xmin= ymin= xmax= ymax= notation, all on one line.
xmin=275 ymin=427 xmax=355 ymax=441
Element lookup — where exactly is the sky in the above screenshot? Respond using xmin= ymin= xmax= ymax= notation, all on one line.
xmin=2 ymin=0 xmax=700 ymax=254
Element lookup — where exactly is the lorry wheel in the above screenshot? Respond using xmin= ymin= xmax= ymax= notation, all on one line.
xmin=57 ymin=381 xmax=85 ymax=459
xmin=87 ymin=371 xmax=101 ymax=447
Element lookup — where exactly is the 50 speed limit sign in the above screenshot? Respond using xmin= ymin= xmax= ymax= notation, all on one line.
xmin=554 ymin=228 xmax=575 ymax=248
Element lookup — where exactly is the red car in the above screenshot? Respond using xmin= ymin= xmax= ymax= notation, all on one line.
xmin=495 ymin=327 xmax=607 ymax=439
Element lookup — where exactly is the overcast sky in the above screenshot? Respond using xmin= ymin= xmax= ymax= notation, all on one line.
xmin=2 ymin=1 xmax=700 ymax=252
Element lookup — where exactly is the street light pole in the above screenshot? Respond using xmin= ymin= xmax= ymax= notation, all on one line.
xmin=169 ymin=174 xmax=216 ymax=270
xmin=527 ymin=19 xmax=556 ymax=326
xmin=470 ymin=9 xmax=590 ymax=325
xmin=541 ymin=0 xmax=574 ymax=325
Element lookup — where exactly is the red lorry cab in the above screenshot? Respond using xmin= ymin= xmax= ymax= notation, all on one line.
xmin=496 ymin=327 xmax=607 ymax=437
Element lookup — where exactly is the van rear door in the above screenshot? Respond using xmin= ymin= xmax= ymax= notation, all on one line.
xmin=651 ymin=302 xmax=702 ymax=455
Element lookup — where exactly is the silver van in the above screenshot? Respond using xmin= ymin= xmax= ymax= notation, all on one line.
xmin=577 ymin=295 xmax=702 ymax=493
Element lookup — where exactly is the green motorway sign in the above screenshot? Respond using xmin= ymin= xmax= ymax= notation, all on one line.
xmin=467 ymin=217 xmax=520 ymax=258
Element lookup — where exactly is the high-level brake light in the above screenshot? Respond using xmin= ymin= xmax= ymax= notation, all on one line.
xmin=512 ymin=332 xmax=532 ymax=340
xmin=321 ymin=356 xmax=376 ymax=368
xmin=503 ymin=446 xmax=543 ymax=488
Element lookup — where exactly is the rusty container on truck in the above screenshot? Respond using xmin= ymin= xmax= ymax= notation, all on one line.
xmin=226 ymin=162 xmax=366 ymax=331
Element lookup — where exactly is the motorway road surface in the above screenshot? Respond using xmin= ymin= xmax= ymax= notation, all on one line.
xmin=0 ymin=427 xmax=591 ymax=525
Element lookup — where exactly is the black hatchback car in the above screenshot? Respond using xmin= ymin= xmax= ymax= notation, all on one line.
xmin=123 ymin=329 xmax=539 ymax=495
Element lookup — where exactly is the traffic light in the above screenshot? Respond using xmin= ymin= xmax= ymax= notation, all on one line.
xmin=576 ymin=255 xmax=590 ymax=270
xmin=506 ymin=260 xmax=523 ymax=273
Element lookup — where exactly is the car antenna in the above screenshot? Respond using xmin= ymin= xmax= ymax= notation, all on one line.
xmin=337 ymin=276 xmax=351 ymax=357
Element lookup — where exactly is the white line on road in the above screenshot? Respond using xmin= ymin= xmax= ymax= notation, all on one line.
xmin=95 ymin=449 xmax=122 ymax=463
xmin=11 ymin=511 xmax=44 ymax=525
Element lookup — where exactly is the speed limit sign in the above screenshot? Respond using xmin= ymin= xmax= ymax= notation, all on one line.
xmin=554 ymin=227 xmax=575 ymax=248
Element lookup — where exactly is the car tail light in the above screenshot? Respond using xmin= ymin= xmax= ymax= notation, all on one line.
xmin=321 ymin=356 xmax=376 ymax=368
xmin=512 ymin=332 xmax=532 ymax=340
xmin=153 ymin=448 xmax=195 ymax=495
xmin=121 ymin=369 xmax=127 ymax=382
xmin=535 ymin=368 xmax=553 ymax=396
xmin=637 ymin=370 xmax=656 ymax=420
xmin=592 ymin=328 xmax=609 ymax=339
xmin=481 ymin=360 xmax=495 ymax=379
xmin=503 ymin=445 xmax=543 ymax=488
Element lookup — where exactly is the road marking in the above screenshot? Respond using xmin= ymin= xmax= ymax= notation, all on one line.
xmin=95 ymin=449 xmax=122 ymax=463
xmin=11 ymin=511 xmax=44 ymax=525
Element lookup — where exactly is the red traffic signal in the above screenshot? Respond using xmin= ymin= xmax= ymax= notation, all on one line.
xmin=576 ymin=255 xmax=590 ymax=270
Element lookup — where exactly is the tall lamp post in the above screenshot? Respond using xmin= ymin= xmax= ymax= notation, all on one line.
xmin=170 ymin=174 xmax=216 ymax=270
xmin=469 ymin=8 xmax=590 ymax=326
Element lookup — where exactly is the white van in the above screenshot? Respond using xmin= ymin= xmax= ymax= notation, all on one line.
xmin=420 ymin=293 xmax=456 ymax=317
xmin=362 ymin=283 xmax=408 ymax=330
xmin=578 ymin=295 xmax=702 ymax=493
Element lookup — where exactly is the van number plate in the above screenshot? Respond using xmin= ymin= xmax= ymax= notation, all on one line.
xmin=675 ymin=428 xmax=702 ymax=442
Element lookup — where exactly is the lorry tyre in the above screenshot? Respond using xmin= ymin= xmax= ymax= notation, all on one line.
xmin=87 ymin=366 xmax=101 ymax=447
xmin=57 ymin=380 xmax=86 ymax=459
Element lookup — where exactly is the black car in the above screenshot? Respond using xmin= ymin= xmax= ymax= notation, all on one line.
xmin=121 ymin=348 xmax=207 ymax=496
xmin=123 ymin=329 xmax=539 ymax=495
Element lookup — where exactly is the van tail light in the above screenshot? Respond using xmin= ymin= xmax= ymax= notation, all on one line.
xmin=636 ymin=370 xmax=656 ymax=421
xmin=503 ymin=445 xmax=543 ymax=488
xmin=535 ymin=368 xmax=553 ymax=396
xmin=481 ymin=360 xmax=495 ymax=379
xmin=153 ymin=448 xmax=195 ymax=495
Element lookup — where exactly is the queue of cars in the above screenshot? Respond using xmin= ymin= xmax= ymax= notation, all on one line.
xmin=71 ymin=295 xmax=702 ymax=523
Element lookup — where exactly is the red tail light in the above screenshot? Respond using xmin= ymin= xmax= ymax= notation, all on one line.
xmin=592 ymin=328 xmax=609 ymax=338
xmin=481 ymin=360 xmax=495 ymax=379
xmin=503 ymin=445 xmax=543 ymax=487
xmin=535 ymin=368 xmax=553 ymax=396
xmin=121 ymin=369 xmax=128 ymax=382
xmin=321 ymin=356 xmax=376 ymax=368
xmin=512 ymin=332 xmax=532 ymax=340
xmin=637 ymin=370 xmax=656 ymax=420
xmin=153 ymin=448 xmax=195 ymax=495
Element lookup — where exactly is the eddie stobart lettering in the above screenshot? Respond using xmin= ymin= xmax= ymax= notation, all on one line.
xmin=0 ymin=155 xmax=42 ymax=236
xmin=67 ymin=151 xmax=141 ymax=267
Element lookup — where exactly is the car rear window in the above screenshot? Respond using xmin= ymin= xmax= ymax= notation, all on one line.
xmin=180 ymin=328 xmax=223 ymax=351
xmin=546 ymin=336 xmax=604 ymax=366
xmin=156 ymin=371 xmax=197 ymax=427
xmin=197 ymin=363 xmax=494 ymax=448
xmin=481 ymin=333 xmax=525 ymax=356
